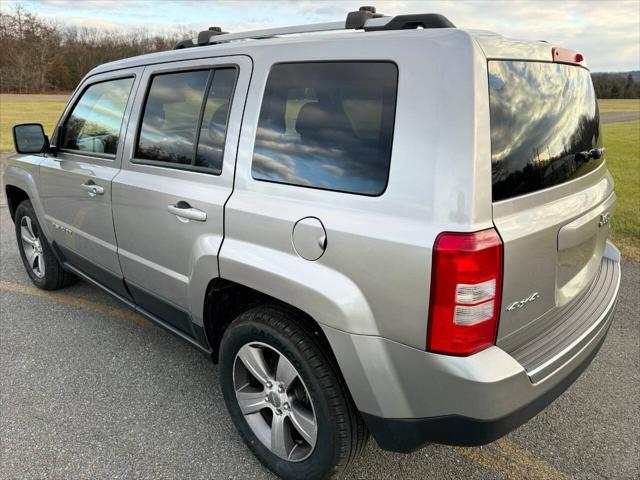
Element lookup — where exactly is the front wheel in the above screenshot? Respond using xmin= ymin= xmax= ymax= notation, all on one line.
xmin=219 ymin=305 xmax=367 ymax=480
xmin=14 ymin=200 xmax=75 ymax=290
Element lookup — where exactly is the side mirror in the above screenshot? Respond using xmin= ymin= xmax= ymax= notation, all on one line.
xmin=12 ymin=123 xmax=49 ymax=154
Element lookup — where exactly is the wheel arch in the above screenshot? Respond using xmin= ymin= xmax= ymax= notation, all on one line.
xmin=202 ymin=278 xmax=337 ymax=366
xmin=5 ymin=184 xmax=30 ymax=220
xmin=4 ymin=163 xmax=51 ymax=238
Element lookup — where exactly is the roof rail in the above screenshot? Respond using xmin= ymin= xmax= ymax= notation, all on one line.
xmin=173 ymin=6 xmax=456 ymax=50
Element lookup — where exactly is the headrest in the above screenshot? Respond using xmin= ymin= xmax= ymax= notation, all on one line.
xmin=295 ymin=102 xmax=355 ymax=144
xmin=211 ymin=102 xmax=229 ymax=126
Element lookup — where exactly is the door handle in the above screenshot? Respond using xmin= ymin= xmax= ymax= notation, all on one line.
xmin=81 ymin=182 xmax=104 ymax=197
xmin=167 ymin=202 xmax=207 ymax=222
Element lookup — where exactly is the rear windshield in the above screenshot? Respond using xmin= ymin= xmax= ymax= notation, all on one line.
xmin=489 ymin=61 xmax=602 ymax=202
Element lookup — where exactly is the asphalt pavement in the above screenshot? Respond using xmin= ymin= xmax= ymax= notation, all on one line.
xmin=1 ymin=199 xmax=639 ymax=479
xmin=601 ymin=111 xmax=640 ymax=124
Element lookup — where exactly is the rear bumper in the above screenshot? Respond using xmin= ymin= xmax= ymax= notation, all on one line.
xmin=321 ymin=243 xmax=620 ymax=453
xmin=361 ymin=330 xmax=609 ymax=451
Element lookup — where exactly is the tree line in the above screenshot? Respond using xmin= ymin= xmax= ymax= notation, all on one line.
xmin=1 ymin=7 xmax=639 ymax=97
xmin=0 ymin=7 xmax=193 ymax=93
xmin=592 ymin=73 xmax=639 ymax=99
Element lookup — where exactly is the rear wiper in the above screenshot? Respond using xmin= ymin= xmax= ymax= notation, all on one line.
xmin=576 ymin=147 xmax=605 ymax=161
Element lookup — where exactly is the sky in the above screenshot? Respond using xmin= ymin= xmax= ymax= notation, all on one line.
xmin=3 ymin=0 xmax=639 ymax=72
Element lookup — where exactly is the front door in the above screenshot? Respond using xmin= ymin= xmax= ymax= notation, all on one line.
xmin=40 ymin=70 xmax=141 ymax=296
xmin=112 ymin=56 xmax=251 ymax=334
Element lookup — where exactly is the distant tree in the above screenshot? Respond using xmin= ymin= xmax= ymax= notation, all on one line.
xmin=610 ymin=82 xmax=621 ymax=98
xmin=591 ymin=72 xmax=639 ymax=99
xmin=624 ymin=74 xmax=637 ymax=99
xmin=1 ymin=5 xmax=639 ymax=98
xmin=0 ymin=6 xmax=194 ymax=93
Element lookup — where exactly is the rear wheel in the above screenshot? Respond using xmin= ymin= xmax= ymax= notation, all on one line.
xmin=219 ymin=305 xmax=367 ymax=479
xmin=14 ymin=200 xmax=75 ymax=290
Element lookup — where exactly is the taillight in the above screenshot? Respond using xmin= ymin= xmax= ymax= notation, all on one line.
xmin=427 ymin=228 xmax=503 ymax=356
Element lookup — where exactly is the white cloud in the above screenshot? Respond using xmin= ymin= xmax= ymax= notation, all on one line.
xmin=2 ymin=0 xmax=638 ymax=71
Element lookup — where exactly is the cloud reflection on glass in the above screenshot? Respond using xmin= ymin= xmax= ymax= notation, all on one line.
xmin=251 ymin=62 xmax=398 ymax=196
xmin=489 ymin=61 xmax=602 ymax=201
xmin=136 ymin=70 xmax=210 ymax=165
xmin=62 ymin=77 xmax=133 ymax=155
xmin=135 ymin=68 xmax=236 ymax=172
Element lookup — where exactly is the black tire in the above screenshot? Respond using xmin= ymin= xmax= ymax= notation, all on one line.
xmin=14 ymin=200 xmax=75 ymax=290
xmin=219 ymin=305 xmax=368 ymax=480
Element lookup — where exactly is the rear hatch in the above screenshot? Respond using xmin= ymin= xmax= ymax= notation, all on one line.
xmin=488 ymin=59 xmax=616 ymax=360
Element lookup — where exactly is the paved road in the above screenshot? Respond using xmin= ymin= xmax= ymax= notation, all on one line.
xmin=1 ymin=202 xmax=639 ymax=479
xmin=601 ymin=111 xmax=640 ymax=124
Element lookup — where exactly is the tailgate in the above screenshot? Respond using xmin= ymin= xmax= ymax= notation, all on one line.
xmin=487 ymin=60 xmax=615 ymax=346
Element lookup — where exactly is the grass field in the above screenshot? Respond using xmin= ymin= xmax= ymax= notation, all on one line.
xmin=598 ymin=99 xmax=640 ymax=112
xmin=0 ymin=94 xmax=68 ymax=152
xmin=602 ymin=119 xmax=640 ymax=260
xmin=1 ymin=95 xmax=638 ymax=259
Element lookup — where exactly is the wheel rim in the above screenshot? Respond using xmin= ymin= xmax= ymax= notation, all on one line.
xmin=20 ymin=216 xmax=45 ymax=278
xmin=233 ymin=341 xmax=317 ymax=462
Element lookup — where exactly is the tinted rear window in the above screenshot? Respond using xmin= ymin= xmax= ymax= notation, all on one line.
xmin=135 ymin=68 xmax=236 ymax=173
xmin=489 ymin=61 xmax=602 ymax=202
xmin=252 ymin=62 xmax=398 ymax=196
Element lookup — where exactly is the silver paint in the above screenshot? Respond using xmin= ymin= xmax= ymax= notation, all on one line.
xmin=4 ymin=26 xmax=621 ymax=427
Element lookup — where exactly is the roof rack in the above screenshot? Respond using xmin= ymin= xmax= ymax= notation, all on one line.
xmin=174 ymin=6 xmax=455 ymax=49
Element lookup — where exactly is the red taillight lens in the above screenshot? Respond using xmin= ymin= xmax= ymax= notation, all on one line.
xmin=427 ymin=228 xmax=503 ymax=356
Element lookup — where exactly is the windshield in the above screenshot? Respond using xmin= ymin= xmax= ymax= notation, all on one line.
xmin=489 ymin=61 xmax=602 ymax=202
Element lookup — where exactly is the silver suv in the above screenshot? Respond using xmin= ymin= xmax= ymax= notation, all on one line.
xmin=6 ymin=7 xmax=621 ymax=479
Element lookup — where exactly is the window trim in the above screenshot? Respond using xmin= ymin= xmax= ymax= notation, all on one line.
xmin=131 ymin=65 xmax=239 ymax=176
xmin=250 ymin=60 xmax=399 ymax=197
xmin=58 ymin=74 xmax=136 ymax=160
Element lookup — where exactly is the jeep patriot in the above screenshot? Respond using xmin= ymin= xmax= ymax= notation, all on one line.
xmin=6 ymin=6 xmax=620 ymax=479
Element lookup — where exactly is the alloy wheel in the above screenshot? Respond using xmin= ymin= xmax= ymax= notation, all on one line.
xmin=20 ymin=216 xmax=45 ymax=278
xmin=233 ymin=341 xmax=318 ymax=462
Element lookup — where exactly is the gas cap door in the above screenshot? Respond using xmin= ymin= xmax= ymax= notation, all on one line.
xmin=292 ymin=217 xmax=327 ymax=261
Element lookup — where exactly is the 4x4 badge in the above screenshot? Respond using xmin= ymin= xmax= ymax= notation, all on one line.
xmin=598 ymin=212 xmax=610 ymax=228
xmin=506 ymin=292 xmax=540 ymax=311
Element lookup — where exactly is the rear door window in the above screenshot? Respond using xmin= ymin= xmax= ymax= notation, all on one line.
xmin=489 ymin=61 xmax=602 ymax=201
xmin=136 ymin=70 xmax=209 ymax=165
xmin=136 ymin=68 xmax=236 ymax=173
xmin=252 ymin=62 xmax=398 ymax=196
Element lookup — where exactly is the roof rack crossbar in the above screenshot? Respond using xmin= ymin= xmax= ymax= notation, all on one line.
xmin=173 ymin=6 xmax=455 ymax=49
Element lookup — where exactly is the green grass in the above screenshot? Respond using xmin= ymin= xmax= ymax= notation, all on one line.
xmin=598 ymin=99 xmax=640 ymax=113
xmin=0 ymin=94 xmax=69 ymax=152
xmin=603 ymin=120 xmax=640 ymax=260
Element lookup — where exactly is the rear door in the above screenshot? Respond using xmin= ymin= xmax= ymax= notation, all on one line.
xmin=40 ymin=70 xmax=140 ymax=296
xmin=112 ymin=57 xmax=251 ymax=334
xmin=488 ymin=60 xmax=615 ymax=344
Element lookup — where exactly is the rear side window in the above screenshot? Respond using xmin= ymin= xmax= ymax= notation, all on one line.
xmin=62 ymin=77 xmax=134 ymax=156
xmin=252 ymin=62 xmax=398 ymax=196
xmin=136 ymin=68 xmax=236 ymax=173
xmin=489 ymin=61 xmax=602 ymax=201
